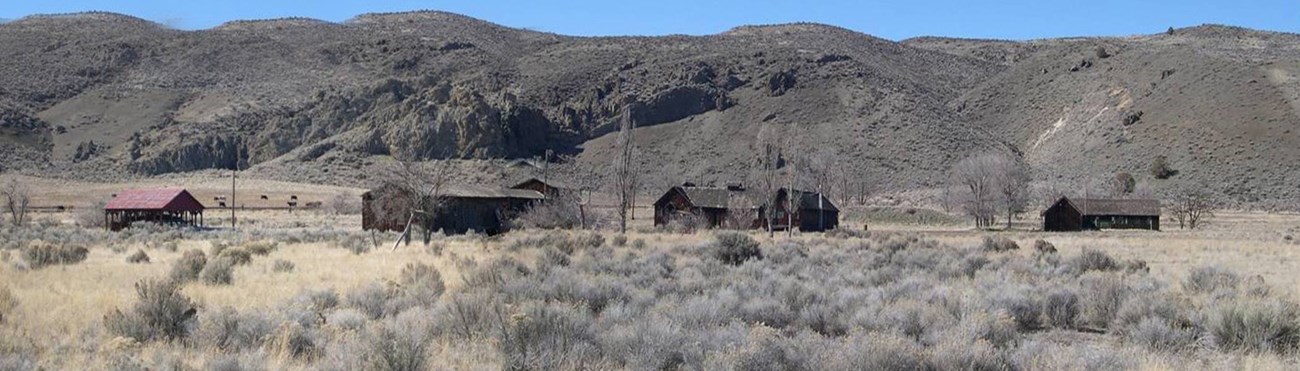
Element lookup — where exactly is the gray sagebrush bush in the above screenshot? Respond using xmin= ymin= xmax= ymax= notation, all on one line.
xmin=1183 ymin=265 xmax=1239 ymax=294
xmin=397 ymin=262 xmax=445 ymax=306
xmin=1043 ymin=288 xmax=1080 ymax=328
xmin=201 ymin=257 xmax=236 ymax=285
xmin=195 ymin=307 xmax=276 ymax=351
xmin=930 ymin=337 xmax=1012 ymax=371
xmin=126 ymin=249 xmax=150 ymax=264
xmin=829 ymin=332 xmax=929 ymax=370
xmin=169 ymin=249 xmax=207 ymax=283
xmin=104 ymin=278 xmax=196 ymax=342
xmin=499 ymin=302 xmax=599 ymax=370
xmin=218 ymin=248 xmax=252 ymax=266
xmin=1128 ymin=317 xmax=1198 ymax=352
xmin=272 ymin=259 xmax=295 ymax=273
xmin=243 ymin=241 xmax=278 ymax=256
xmin=205 ymin=353 xmax=267 ymax=371
xmin=713 ymin=232 xmax=762 ymax=265
xmin=266 ymin=322 xmax=319 ymax=360
xmin=21 ymin=240 xmax=88 ymax=269
xmin=980 ymin=236 xmax=1019 ymax=252
xmin=1079 ymin=272 xmax=1131 ymax=329
xmin=362 ymin=309 xmax=435 ymax=371
xmin=346 ymin=283 xmax=392 ymax=320
xmin=0 ymin=286 xmax=16 ymax=325
xmin=1069 ymin=249 xmax=1120 ymax=273
xmin=1206 ymin=298 xmax=1300 ymax=353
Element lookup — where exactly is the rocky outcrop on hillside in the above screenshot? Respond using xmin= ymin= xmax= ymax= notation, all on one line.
xmin=1 ymin=12 xmax=1299 ymax=204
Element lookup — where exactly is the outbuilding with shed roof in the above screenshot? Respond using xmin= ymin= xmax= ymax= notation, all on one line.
xmin=1042 ymin=197 xmax=1160 ymax=231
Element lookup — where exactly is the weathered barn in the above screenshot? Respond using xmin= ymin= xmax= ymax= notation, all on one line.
xmin=510 ymin=177 xmax=576 ymax=196
xmin=104 ymin=188 xmax=205 ymax=231
xmin=362 ymin=184 xmax=544 ymax=235
xmin=1042 ymin=197 xmax=1160 ymax=231
xmin=653 ymin=183 xmax=759 ymax=229
xmin=763 ymin=188 xmax=840 ymax=232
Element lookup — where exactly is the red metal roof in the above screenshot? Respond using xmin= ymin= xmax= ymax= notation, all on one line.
xmin=105 ymin=188 xmax=205 ymax=212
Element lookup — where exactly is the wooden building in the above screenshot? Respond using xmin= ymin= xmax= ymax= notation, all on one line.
xmin=1042 ymin=197 xmax=1160 ymax=231
xmin=362 ymin=184 xmax=545 ymax=235
xmin=104 ymin=188 xmax=205 ymax=231
xmin=762 ymin=188 xmax=840 ymax=232
xmin=653 ymin=183 xmax=758 ymax=229
xmin=510 ymin=177 xmax=576 ymax=196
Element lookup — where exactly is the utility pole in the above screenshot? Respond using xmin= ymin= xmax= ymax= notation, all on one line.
xmin=231 ymin=153 xmax=237 ymax=229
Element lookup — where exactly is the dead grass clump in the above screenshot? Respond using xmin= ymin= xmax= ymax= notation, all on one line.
xmin=104 ymin=278 xmax=196 ymax=342
xmin=21 ymin=240 xmax=88 ymax=269
xmin=713 ymin=232 xmax=761 ymax=265
xmin=169 ymin=249 xmax=208 ymax=283
xmin=126 ymin=249 xmax=150 ymax=264
xmin=201 ymin=257 xmax=237 ymax=285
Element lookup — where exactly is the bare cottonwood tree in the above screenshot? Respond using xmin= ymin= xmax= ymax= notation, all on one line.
xmin=754 ymin=127 xmax=782 ymax=237
xmin=951 ymin=153 xmax=1001 ymax=229
xmin=784 ymin=128 xmax=799 ymax=237
xmin=384 ymin=157 xmax=459 ymax=249
xmin=611 ymin=105 xmax=639 ymax=234
xmin=2 ymin=178 xmax=31 ymax=227
xmin=993 ymin=156 xmax=1031 ymax=229
xmin=1171 ymin=189 xmax=1215 ymax=230
xmin=723 ymin=194 xmax=757 ymax=230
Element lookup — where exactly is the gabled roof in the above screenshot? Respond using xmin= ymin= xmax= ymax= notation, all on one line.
xmin=780 ymin=188 xmax=839 ymax=212
xmin=1054 ymin=197 xmax=1160 ymax=216
xmin=510 ymin=177 xmax=576 ymax=191
xmin=105 ymin=188 xmax=205 ymax=212
xmin=365 ymin=184 xmax=544 ymax=200
xmin=657 ymin=185 xmax=756 ymax=209
xmin=444 ymin=184 xmax=545 ymax=200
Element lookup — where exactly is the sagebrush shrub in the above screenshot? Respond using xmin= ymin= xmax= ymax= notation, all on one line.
xmin=1079 ymin=272 xmax=1131 ymax=329
xmin=267 ymin=322 xmax=319 ymax=360
xmin=0 ymin=286 xmax=16 ymax=324
xmin=1070 ymin=249 xmax=1119 ymax=273
xmin=170 ymin=249 xmax=207 ymax=283
xmin=499 ymin=302 xmax=598 ymax=371
xmin=1183 ymin=265 xmax=1239 ymax=294
xmin=1128 ymin=317 xmax=1197 ymax=352
xmin=981 ymin=236 xmax=1019 ymax=252
xmin=1043 ymin=289 xmax=1080 ymax=328
xmin=713 ymin=232 xmax=762 ymax=265
xmin=244 ymin=241 xmax=278 ymax=256
xmin=396 ymin=262 xmax=445 ymax=307
xmin=104 ymin=278 xmax=196 ymax=342
xmin=363 ymin=309 xmax=434 ymax=371
xmin=22 ymin=240 xmax=88 ymax=268
xmin=126 ymin=249 xmax=150 ymax=264
xmin=272 ymin=259 xmax=295 ymax=273
xmin=334 ymin=235 xmax=370 ymax=255
xmin=1206 ymin=298 xmax=1300 ymax=353
xmin=201 ymin=257 xmax=236 ymax=285
xmin=347 ymin=283 xmax=392 ymax=319
xmin=612 ymin=234 xmax=627 ymax=247
xmin=195 ymin=306 xmax=275 ymax=351
xmin=218 ymin=248 xmax=253 ymax=266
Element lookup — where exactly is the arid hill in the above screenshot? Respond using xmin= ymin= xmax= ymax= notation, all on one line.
xmin=1 ymin=12 xmax=1297 ymax=205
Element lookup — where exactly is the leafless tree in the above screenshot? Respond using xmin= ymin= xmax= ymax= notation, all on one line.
xmin=382 ymin=157 xmax=459 ymax=249
xmin=993 ymin=156 xmax=1031 ymax=229
xmin=754 ymin=127 xmax=782 ymax=237
xmin=723 ymin=194 xmax=757 ymax=230
xmin=2 ymin=178 xmax=31 ymax=227
xmin=1171 ymin=189 xmax=1215 ymax=230
xmin=784 ymin=128 xmax=799 ymax=237
xmin=1108 ymin=172 xmax=1136 ymax=197
xmin=611 ymin=105 xmax=639 ymax=234
xmin=950 ymin=153 xmax=1001 ymax=229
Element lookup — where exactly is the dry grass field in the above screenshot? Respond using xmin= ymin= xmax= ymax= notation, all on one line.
xmin=2 ymin=176 xmax=1300 ymax=370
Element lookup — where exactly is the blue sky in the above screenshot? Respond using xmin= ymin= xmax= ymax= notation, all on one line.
xmin=1 ymin=1 xmax=1296 ymax=40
